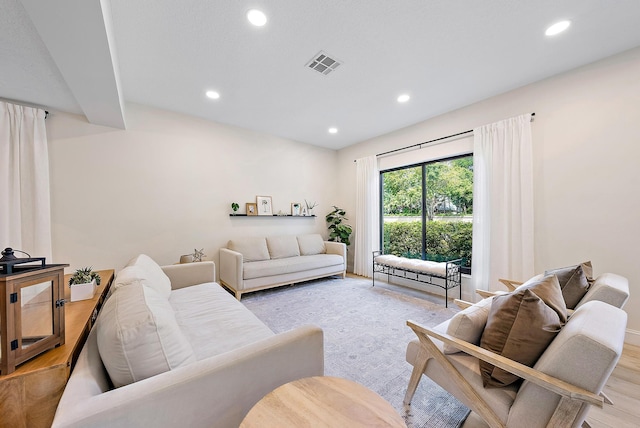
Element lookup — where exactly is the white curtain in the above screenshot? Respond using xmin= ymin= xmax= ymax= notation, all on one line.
xmin=0 ymin=101 xmax=52 ymax=260
xmin=471 ymin=114 xmax=534 ymax=292
xmin=354 ymin=155 xmax=379 ymax=277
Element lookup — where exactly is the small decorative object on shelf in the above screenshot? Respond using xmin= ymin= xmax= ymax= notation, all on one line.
xmin=291 ymin=203 xmax=301 ymax=216
xmin=179 ymin=254 xmax=194 ymax=264
xmin=256 ymin=196 xmax=273 ymax=216
xmin=246 ymin=203 xmax=257 ymax=215
xmin=305 ymin=200 xmax=318 ymax=216
xmin=69 ymin=267 xmax=101 ymax=302
xmin=231 ymin=202 xmax=239 ymax=215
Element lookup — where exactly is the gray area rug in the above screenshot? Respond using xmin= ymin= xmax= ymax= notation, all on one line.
xmin=242 ymin=275 xmax=471 ymax=427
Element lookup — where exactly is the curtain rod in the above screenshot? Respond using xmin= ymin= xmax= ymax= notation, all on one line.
xmin=354 ymin=112 xmax=535 ymax=162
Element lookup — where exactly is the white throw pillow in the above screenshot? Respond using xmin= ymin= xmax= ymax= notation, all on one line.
xmin=228 ymin=238 xmax=271 ymax=262
xmin=443 ymin=297 xmax=493 ymax=354
xmin=96 ymin=283 xmax=196 ymax=388
xmin=297 ymin=234 xmax=326 ymax=256
xmin=124 ymin=254 xmax=172 ymax=298
xmin=266 ymin=236 xmax=301 ymax=259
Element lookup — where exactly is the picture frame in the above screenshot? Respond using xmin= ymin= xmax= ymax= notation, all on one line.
xmin=291 ymin=202 xmax=301 ymax=216
xmin=246 ymin=202 xmax=257 ymax=216
xmin=256 ymin=196 xmax=273 ymax=216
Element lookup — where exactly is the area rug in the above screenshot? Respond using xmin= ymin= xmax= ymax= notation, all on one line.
xmin=242 ymin=275 xmax=471 ymax=427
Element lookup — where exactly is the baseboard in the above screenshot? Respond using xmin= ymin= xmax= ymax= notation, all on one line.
xmin=625 ymin=328 xmax=640 ymax=346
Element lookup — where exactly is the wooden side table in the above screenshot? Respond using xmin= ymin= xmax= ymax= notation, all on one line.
xmin=241 ymin=376 xmax=406 ymax=427
xmin=0 ymin=269 xmax=114 ymax=428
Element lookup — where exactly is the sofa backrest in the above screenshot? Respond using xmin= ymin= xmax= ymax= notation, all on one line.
xmin=507 ymin=300 xmax=626 ymax=427
xmin=228 ymin=234 xmax=328 ymax=261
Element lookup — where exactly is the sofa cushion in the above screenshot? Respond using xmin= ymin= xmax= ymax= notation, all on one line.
xmin=96 ymin=284 xmax=196 ymax=388
xmin=297 ymin=234 xmax=326 ymax=256
xmin=228 ymin=238 xmax=270 ymax=262
xmin=243 ymin=254 xmax=344 ymax=280
xmin=479 ymin=275 xmax=564 ymax=387
xmin=444 ymin=297 xmax=493 ymax=354
xmin=124 ymin=254 xmax=172 ymax=298
xmin=545 ymin=263 xmax=590 ymax=309
xmin=266 ymin=236 xmax=300 ymax=259
xmin=169 ymin=282 xmax=274 ymax=359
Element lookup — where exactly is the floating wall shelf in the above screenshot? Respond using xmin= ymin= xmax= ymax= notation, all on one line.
xmin=229 ymin=214 xmax=316 ymax=218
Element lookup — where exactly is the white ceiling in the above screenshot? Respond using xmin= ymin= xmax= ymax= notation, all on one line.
xmin=2 ymin=1 xmax=640 ymax=150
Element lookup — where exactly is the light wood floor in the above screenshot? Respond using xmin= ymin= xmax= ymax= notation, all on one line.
xmin=587 ymin=344 xmax=640 ymax=427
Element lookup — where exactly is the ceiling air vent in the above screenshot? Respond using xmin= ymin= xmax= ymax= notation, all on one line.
xmin=306 ymin=51 xmax=342 ymax=76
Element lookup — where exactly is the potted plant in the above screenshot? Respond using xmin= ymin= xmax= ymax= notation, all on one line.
xmin=69 ymin=267 xmax=101 ymax=302
xmin=231 ymin=202 xmax=239 ymax=215
xmin=326 ymin=206 xmax=353 ymax=247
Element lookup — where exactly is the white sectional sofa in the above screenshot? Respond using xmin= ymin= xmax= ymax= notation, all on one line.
xmin=219 ymin=234 xmax=346 ymax=299
xmin=52 ymin=255 xmax=324 ymax=428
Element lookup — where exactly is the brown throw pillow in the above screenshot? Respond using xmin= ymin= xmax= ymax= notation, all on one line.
xmin=479 ymin=275 xmax=564 ymax=388
xmin=545 ymin=263 xmax=590 ymax=309
xmin=517 ymin=274 xmax=568 ymax=323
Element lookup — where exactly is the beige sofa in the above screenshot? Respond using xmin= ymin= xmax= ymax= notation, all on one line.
xmin=52 ymin=255 xmax=324 ymax=428
xmin=219 ymin=234 xmax=346 ymax=299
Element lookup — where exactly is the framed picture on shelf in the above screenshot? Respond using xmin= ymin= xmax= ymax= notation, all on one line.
xmin=246 ymin=203 xmax=257 ymax=216
xmin=291 ymin=202 xmax=301 ymax=216
xmin=256 ymin=196 xmax=273 ymax=216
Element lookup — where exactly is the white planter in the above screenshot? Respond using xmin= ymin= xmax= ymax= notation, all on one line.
xmin=70 ymin=279 xmax=97 ymax=302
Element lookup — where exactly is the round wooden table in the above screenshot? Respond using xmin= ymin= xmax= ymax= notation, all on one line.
xmin=240 ymin=376 xmax=406 ymax=427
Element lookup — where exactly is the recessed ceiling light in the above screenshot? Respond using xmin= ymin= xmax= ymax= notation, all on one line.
xmin=247 ymin=9 xmax=267 ymax=26
xmin=545 ymin=20 xmax=571 ymax=36
xmin=328 ymin=127 xmax=338 ymax=134
xmin=206 ymin=90 xmax=220 ymax=99
xmin=397 ymin=94 xmax=410 ymax=103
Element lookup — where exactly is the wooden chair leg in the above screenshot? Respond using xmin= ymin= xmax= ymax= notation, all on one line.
xmin=404 ymin=347 xmax=430 ymax=404
xmin=547 ymin=396 xmax=584 ymax=427
xmin=408 ymin=322 xmax=506 ymax=428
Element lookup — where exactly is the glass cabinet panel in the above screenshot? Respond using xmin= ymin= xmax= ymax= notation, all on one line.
xmin=20 ymin=281 xmax=54 ymax=349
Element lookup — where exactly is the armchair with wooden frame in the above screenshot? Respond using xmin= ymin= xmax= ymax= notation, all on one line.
xmin=404 ymin=299 xmax=627 ymax=428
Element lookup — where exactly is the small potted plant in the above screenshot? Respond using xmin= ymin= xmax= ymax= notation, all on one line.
xmin=69 ymin=267 xmax=101 ymax=302
xmin=231 ymin=202 xmax=239 ymax=215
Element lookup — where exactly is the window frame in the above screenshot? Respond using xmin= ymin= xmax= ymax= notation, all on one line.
xmin=379 ymin=152 xmax=473 ymax=274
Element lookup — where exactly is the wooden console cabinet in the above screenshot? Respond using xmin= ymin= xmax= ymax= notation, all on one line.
xmin=0 ymin=269 xmax=114 ymax=428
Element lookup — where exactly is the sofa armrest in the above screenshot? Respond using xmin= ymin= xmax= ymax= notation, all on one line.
xmin=219 ymin=248 xmax=243 ymax=291
xmin=325 ymin=241 xmax=346 ymax=261
xmin=161 ymin=261 xmax=215 ymax=290
xmin=575 ymin=272 xmax=629 ymax=310
xmin=52 ymin=325 xmax=324 ymax=428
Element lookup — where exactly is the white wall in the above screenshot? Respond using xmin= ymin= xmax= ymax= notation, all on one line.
xmin=47 ymin=104 xmax=337 ymax=273
xmin=337 ymin=46 xmax=640 ymax=340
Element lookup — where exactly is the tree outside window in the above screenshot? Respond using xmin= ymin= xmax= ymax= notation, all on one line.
xmin=381 ymin=155 xmax=473 ymax=273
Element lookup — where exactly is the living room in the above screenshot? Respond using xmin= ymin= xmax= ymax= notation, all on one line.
xmin=2 ymin=1 xmax=639 ymax=427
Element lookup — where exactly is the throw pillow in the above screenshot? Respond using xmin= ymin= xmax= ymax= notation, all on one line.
xmin=96 ymin=283 xmax=196 ymax=387
xmin=124 ymin=254 xmax=172 ymax=298
xmin=479 ymin=275 xmax=564 ymax=388
xmin=228 ymin=238 xmax=270 ymax=262
xmin=297 ymin=234 xmax=326 ymax=256
xmin=443 ymin=297 xmax=493 ymax=354
xmin=517 ymin=274 xmax=568 ymax=323
xmin=545 ymin=263 xmax=590 ymax=309
xmin=266 ymin=236 xmax=301 ymax=259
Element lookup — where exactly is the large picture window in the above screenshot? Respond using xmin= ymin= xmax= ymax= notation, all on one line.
xmin=380 ymin=155 xmax=473 ymax=274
